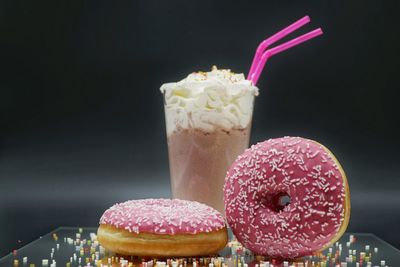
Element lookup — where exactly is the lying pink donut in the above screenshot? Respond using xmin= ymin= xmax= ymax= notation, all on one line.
xmin=224 ymin=137 xmax=351 ymax=258
xmin=97 ymin=199 xmax=228 ymax=256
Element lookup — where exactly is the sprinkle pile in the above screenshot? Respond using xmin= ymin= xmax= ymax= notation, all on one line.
xmin=8 ymin=229 xmax=390 ymax=267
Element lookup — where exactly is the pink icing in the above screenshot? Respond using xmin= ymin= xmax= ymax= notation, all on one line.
xmin=99 ymin=199 xmax=226 ymax=235
xmin=224 ymin=137 xmax=348 ymax=258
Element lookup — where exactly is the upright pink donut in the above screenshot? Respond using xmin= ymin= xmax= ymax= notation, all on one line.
xmin=224 ymin=137 xmax=351 ymax=258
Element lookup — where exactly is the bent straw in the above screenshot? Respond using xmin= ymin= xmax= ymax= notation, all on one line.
xmin=247 ymin=16 xmax=311 ymax=80
xmin=251 ymin=28 xmax=323 ymax=85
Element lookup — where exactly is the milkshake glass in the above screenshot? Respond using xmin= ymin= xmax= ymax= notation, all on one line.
xmin=160 ymin=66 xmax=258 ymax=214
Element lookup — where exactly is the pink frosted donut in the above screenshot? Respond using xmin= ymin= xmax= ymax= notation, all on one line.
xmin=224 ymin=137 xmax=350 ymax=258
xmin=97 ymin=199 xmax=228 ymax=256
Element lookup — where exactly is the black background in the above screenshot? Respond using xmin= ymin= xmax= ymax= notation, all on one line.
xmin=1 ymin=0 xmax=399 ymax=257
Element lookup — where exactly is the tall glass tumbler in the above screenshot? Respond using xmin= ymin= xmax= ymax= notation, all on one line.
xmin=161 ymin=70 xmax=257 ymax=214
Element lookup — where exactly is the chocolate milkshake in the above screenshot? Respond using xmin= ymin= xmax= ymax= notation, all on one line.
xmin=161 ymin=66 xmax=258 ymax=214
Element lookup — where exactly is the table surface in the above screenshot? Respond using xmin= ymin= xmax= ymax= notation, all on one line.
xmin=1 ymin=227 xmax=399 ymax=267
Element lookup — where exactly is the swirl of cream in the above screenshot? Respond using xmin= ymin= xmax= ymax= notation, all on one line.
xmin=161 ymin=67 xmax=259 ymax=134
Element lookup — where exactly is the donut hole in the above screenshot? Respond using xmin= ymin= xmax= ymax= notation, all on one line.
xmin=278 ymin=194 xmax=291 ymax=207
xmin=262 ymin=192 xmax=291 ymax=212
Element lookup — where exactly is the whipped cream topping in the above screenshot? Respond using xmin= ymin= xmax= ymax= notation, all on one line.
xmin=160 ymin=66 xmax=258 ymax=134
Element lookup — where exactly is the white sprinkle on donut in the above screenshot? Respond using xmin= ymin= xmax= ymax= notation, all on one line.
xmin=100 ymin=199 xmax=226 ymax=235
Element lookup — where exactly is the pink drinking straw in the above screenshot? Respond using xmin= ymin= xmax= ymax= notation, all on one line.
xmin=251 ymin=28 xmax=323 ymax=85
xmin=247 ymin=16 xmax=323 ymax=85
xmin=247 ymin=16 xmax=311 ymax=80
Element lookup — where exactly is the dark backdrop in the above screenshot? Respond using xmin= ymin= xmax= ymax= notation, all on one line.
xmin=1 ymin=0 xmax=399 ymax=257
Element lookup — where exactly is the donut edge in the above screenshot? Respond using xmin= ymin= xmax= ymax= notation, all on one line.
xmin=97 ymin=224 xmax=228 ymax=257
xmin=312 ymin=140 xmax=351 ymax=252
